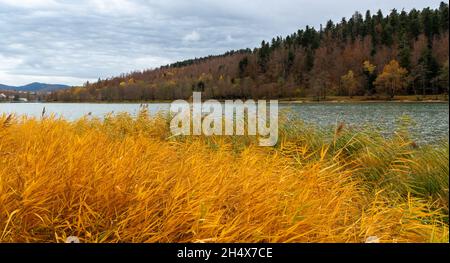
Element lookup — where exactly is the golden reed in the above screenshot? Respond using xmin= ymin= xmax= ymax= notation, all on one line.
xmin=0 ymin=112 xmax=448 ymax=243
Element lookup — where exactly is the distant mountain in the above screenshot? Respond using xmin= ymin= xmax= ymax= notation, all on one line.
xmin=0 ymin=82 xmax=70 ymax=92
xmin=0 ymin=84 xmax=14 ymax=90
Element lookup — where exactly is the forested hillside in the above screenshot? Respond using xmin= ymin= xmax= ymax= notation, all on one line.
xmin=50 ymin=2 xmax=449 ymax=101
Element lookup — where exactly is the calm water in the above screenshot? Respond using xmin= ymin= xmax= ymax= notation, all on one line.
xmin=0 ymin=102 xmax=448 ymax=143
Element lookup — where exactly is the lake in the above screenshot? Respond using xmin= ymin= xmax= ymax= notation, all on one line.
xmin=0 ymin=102 xmax=448 ymax=144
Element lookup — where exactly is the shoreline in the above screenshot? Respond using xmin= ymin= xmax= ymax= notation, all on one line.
xmin=1 ymin=101 xmax=449 ymax=105
xmin=279 ymin=99 xmax=449 ymax=104
xmin=1 ymin=95 xmax=448 ymax=104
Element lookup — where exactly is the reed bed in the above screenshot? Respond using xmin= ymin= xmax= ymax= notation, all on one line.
xmin=0 ymin=111 xmax=448 ymax=243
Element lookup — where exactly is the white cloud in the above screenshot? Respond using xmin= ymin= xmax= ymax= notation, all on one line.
xmin=183 ymin=30 xmax=201 ymax=42
xmin=133 ymin=56 xmax=173 ymax=69
xmin=89 ymin=0 xmax=140 ymax=15
xmin=0 ymin=0 xmax=58 ymax=8
xmin=0 ymin=54 xmax=23 ymax=70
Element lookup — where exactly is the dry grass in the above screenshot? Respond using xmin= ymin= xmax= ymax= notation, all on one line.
xmin=0 ymin=111 xmax=448 ymax=243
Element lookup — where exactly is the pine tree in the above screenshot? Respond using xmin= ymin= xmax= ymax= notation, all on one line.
xmin=439 ymin=2 xmax=449 ymax=32
xmin=437 ymin=60 xmax=449 ymax=94
xmin=381 ymin=23 xmax=394 ymax=46
xmin=258 ymin=41 xmax=271 ymax=72
xmin=305 ymin=48 xmax=315 ymax=72
xmin=418 ymin=47 xmax=440 ymax=91
xmin=408 ymin=9 xmax=422 ymax=39
xmin=363 ymin=60 xmax=377 ymax=95
xmin=238 ymin=57 xmax=249 ymax=78
xmin=398 ymin=32 xmax=411 ymax=69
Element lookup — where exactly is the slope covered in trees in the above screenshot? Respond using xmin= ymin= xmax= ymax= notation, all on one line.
xmin=50 ymin=2 xmax=449 ymax=101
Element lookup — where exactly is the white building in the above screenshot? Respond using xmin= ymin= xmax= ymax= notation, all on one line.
xmin=0 ymin=93 xmax=6 ymax=100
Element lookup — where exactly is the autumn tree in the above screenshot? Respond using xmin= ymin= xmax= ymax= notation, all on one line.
xmin=374 ymin=60 xmax=408 ymax=98
xmin=340 ymin=70 xmax=359 ymax=97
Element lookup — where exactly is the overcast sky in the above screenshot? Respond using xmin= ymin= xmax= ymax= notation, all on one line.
xmin=0 ymin=0 xmax=443 ymax=86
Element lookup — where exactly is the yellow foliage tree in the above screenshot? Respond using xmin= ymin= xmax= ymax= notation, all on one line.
xmin=363 ymin=60 xmax=376 ymax=74
xmin=341 ymin=70 xmax=359 ymax=97
xmin=374 ymin=60 xmax=408 ymax=98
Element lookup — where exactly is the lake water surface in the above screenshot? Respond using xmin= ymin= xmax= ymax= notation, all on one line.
xmin=1 ymin=102 xmax=448 ymax=143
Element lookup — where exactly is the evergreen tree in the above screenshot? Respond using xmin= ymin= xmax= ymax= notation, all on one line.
xmin=305 ymin=48 xmax=315 ymax=71
xmin=408 ymin=9 xmax=422 ymax=39
xmin=363 ymin=10 xmax=372 ymax=36
xmin=439 ymin=2 xmax=449 ymax=32
xmin=388 ymin=9 xmax=400 ymax=29
xmin=437 ymin=60 xmax=449 ymax=94
xmin=421 ymin=7 xmax=439 ymax=44
xmin=381 ymin=23 xmax=394 ymax=46
xmin=418 ymin=47 xmax=440 ymax=91
xmin=340 ymin=18 xmax=348 ymax=40
xmin=258 ymin=41 xmax=271 ymax=72
xmin=363 ymin=61 xmax=377 ymax=95
xmin=398 ymin=32 xmax=411 ymax=69
xmin=238 ymin=57 xmax=249 ymax=78
xmin=286 ymin=50 xmax=295 ymax=74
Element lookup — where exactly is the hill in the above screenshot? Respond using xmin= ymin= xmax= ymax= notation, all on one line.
xmin=0 ymin=84 xmax=14 ymax=90
xmin=0 ymin=82 xmax=70 ymax=92
xmin=50 ymin=2 xmax=449 ymax=102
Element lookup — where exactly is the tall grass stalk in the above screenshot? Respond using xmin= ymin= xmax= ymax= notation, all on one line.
xmin=0 ymin=112 xmax=448 ymax=243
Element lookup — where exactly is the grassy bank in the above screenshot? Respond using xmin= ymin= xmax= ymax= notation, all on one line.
xmin=0 ymin=111 xmax=448 ymax=243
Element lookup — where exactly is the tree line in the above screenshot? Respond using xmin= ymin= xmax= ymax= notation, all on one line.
xmin=49 ymin=2 xmax=449 ymax=101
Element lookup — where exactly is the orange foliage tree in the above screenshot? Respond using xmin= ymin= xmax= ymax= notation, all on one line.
xmin=374 ymin=60 xmax=408 ymax=98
